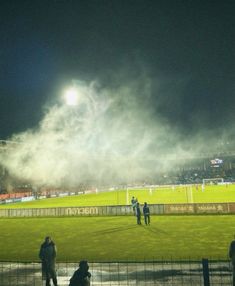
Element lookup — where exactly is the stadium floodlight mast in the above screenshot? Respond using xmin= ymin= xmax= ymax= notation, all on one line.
xmin=64 ymin=87 xmax=79 ymax=106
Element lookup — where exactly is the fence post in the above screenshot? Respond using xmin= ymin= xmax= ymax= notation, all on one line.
xmin=202 ymin=258 xmax=210 ymax=286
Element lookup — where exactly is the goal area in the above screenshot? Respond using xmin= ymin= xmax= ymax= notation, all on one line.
xmin=202 ymin=178 xmax=224 ymax=185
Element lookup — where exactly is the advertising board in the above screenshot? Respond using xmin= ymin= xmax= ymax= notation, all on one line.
xmin=0 ymin=203 xmax=234 ymax=217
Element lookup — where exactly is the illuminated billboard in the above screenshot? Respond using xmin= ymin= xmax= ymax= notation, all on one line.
xmin=210 ymin=158 xmax=223 ymax=168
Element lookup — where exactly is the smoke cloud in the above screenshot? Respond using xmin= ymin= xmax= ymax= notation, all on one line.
xmin=0 ymin=77 xmax=232 ymax=187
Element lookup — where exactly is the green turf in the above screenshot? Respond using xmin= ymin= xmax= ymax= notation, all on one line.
xmin=0 ymin=215 xmax=234 ymax=262
xmin=1 ymin=185 xmax=235 ymax=262
xmin=1 ymin=184 xmax=235 ymax=209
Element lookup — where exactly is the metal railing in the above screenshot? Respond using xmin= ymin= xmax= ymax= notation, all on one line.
xmin=0 ymin=259 xmax=233 ymax=286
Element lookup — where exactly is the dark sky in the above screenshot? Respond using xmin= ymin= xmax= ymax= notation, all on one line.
xmin=0 ymin=0 xmax=234 ymax=140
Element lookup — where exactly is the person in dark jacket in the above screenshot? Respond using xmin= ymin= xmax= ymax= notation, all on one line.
xmin=69 ymin=260 xmax=91 ymax=286
xmin=136 ymin=202 xmax=141 ymax=225
xmin=229 ymin=236 xmax=235 ymax=286
xmin=39 ymin=236 xmax=58 ymax=286
xmin=131 ymin=196 xmax=137 ymax=215
xmin=143 ymin=202 xmax=150 ymax=225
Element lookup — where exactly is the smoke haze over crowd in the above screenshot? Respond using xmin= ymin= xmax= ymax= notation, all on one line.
xmin=1 ymin=76 xmax=234 ymax=187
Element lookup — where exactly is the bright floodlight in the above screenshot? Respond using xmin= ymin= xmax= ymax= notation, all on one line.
xmin=64 ymin=88 xmax=78 ymax=106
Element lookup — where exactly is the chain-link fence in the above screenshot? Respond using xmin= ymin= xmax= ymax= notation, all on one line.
xmin=0 ymin=259 xmax=233 ymax=286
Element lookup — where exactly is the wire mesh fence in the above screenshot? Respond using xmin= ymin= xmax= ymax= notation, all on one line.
xmin=0 ymin=259 xmax=233 ymax=286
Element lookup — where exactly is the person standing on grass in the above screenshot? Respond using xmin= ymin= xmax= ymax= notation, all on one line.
xmin=39 ymin=236 xmax=58 ymax=286
xmin=131 ymin=196 xmax=137 ymax=215
xmin=229 ymin=236 xmax=235 ymax=286
xmin=69 ymin=260 xmax=91 ymax=286
xmin=136 ymin=202 xmax=141 ymax=225
xmin=143 ymin=202 xmax=150 ymax=225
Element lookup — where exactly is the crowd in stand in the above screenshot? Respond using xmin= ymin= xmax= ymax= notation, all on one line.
xmin=142 ymin=166 xmax=235 ymax=186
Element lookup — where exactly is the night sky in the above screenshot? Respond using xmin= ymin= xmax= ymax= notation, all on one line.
xmin=0 ymin=0 xmax=234 ymax=141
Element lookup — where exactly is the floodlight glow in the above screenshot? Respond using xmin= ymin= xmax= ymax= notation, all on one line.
xmin=64 ymin=88 xmax=78 ymax=106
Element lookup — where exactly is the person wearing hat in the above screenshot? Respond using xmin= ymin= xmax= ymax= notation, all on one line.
xmin=69 ymin=260 xmax=91 ymax=286
xmin=39 ymin=236 xmax=58 ymax=286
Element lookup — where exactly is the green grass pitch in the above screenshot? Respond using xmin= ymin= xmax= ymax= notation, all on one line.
xmin=1 ymin=184 xmax=235 ymax=209
xmin=0 ymin=184 xmax=235 ymax=262
xmin=0 ymin=215 xmax=235 ymax=262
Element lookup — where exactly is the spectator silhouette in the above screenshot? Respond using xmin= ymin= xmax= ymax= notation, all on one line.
xmin=39 ymin=236 xmax=58 ymax=286
xmin=131 ymin=196 xmax=137 ymax=215
xmin=143 ymin=202 xmax=150 ymax=225
xmin=136 ymin=202 xmax=141 ymax=225
xmin=229 ymin=235 xmax=235 ymax=286
xmin=69 ymin=260 xmax=91 ymax=286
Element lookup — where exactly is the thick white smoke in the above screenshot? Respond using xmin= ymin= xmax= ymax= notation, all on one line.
xmin=0 ymin=78 xmax=225 ymax=187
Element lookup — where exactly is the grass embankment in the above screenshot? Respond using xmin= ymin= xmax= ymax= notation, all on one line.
xmin=0 ymin=215 xmax=234 ymax=262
